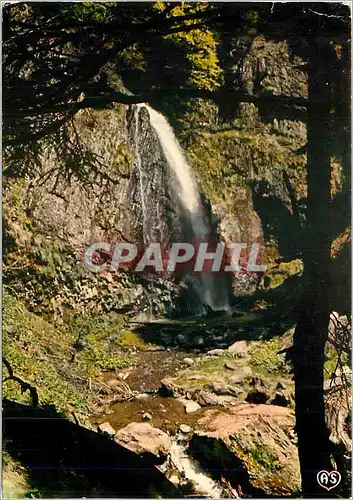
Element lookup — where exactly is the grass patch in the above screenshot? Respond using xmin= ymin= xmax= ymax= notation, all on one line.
xmin=120 ymin=329 xmax=156 ymax=350
xmin=230 ymin=436 xmax=281 ymax=472
xmin=2 ymin=291 xmax=132 ymax=420
xmin=173 ymin=354 xmax=242 ymax=388
xmin=3 ymin=291 xmax=92 ymax=418
xmin=249 ymin=337 xmax=291 ymax=378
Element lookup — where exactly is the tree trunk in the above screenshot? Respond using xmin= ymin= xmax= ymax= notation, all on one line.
xmin=293 ymin=39 xmax=335 ymax=497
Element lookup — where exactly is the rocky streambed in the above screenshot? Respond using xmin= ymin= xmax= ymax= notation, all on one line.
xmin=90 ymin=321 xmax=302 ymax=497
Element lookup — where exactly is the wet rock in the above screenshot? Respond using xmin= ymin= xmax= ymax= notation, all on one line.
xmin=228 ymin=366 xmax=252 ymax=384
xmin=178 ymin=398 xmax=201 ymax=413
xmin=183 ymin=357 xmax=195 ymax=366
xmin=245 ymin=390 xmax=270 ymax=404
xmin=97 ymin=422 xmax=116 ymax=437
xmin=271 ymin=392 xmax=291 ymax=407
xmin=191 ymin=403 xmax=300 ymax=496
xmin=135 ymin=393 xmax=150 ymax=400
xmin=180 ymin=424 xmax=192 ymax=433
xmin=228 ymin=340 xmax=249 ymax=356
xmin=204 ymin=382 xmax=243 ymax=398
xmin=205 ymin=348 xmax=225 ymax=356
xmin=115 ymin=423 xmax=171 ymax=461
xmin=142 ymin=412 xmax=152 ymax=421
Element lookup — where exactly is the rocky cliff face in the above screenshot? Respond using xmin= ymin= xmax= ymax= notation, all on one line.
xmin=3 ymin=35 xmax=315 ymax=318
xmin=3 ymin=104 xmax=181 ymax=319
xmin=182 ymin=36 xmax=308 ymax=258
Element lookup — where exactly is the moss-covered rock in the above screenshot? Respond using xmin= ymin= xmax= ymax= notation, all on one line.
xmin=190 ymin=404 xmax=301 ymax=496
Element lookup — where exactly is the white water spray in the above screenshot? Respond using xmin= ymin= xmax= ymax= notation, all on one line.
xmin=146 ymin=105 xmax=211 ymax=242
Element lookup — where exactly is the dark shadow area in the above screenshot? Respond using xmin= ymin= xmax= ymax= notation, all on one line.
xmin=189 ymin=435 xmax=272 ymax=498
xmin=3 ymin=400 xmax=181 ymax=498
xmin=251 ymin=179 xmax=303 ymax=263
xmin=238 ymin=272 xmax=302 ymax=316
xmin=130 ymin=303 xmax=295 ymax=351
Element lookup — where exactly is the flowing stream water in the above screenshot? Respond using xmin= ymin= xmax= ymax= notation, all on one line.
xmin=165 ymin=440 xmax=226 ymax=498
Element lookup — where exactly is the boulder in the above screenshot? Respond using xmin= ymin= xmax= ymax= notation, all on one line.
xmin=190 ymin=404 xmax=301 ymax=497
xmin=178 ymin=398 xmax=201 ymax=413
xmin=271 ymin=392 xmax=291 ymax=407
xmin=180 ymin=424 xmax=192 ymax=434
xmin=192 ymin=336 xmax=204 ymax=347
xmin=203 ymin=382 xmax=244 ymax=398
xmin=228 ymin=340 xmax=249 ymax=356
xmin=114 ymin=423 xmax=171 ymax=461
xmin=177 ymin=334 xmax=187 ymax=345
xmin=159 ymin=377 xmax=184 ymax=398
xmin=228 ymin=366 xmax=252 ymax=384
xmin=205 ymin=348 xmax=225 ymax=356
xmin=97 ymin=422 xmax=116 ymax=437
xmin=249 ymin=376 xmax=269 ymax=388
xmin=325 ymin=375 xmax=352 ymax=452
xmin=197 ymin=391 xmax=240 ymax=408
xmin=183 ymin=357 xmax=195 ymax=366
xmin=197 ymin=391 xmax=223 ymax=406
xmin=245 ymin=390 xmax=270 ymax=404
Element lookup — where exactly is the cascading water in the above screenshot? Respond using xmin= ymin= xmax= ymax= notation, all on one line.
xmin=144 ymin=105 xmax=230 ymax=313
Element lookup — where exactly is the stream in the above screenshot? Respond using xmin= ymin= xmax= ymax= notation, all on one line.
xmin=91 ymin=342 xmax=232 ymax=498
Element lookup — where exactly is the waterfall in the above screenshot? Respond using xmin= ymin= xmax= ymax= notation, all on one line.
xmin=144 ymin=105 xmax=230 ymax=314
xmin=130 ymin=103 xmax=230 ymax=314
xmin=145 ymin=105 xmax=208 ymax=238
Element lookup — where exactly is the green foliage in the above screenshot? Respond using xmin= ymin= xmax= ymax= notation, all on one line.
xmin=250 ymin=441 xmax=281 ymax=471
xmin=72 ymin=314 xmax=136 ymax=377
xmin=153 ymin=2 xmax=222 ymax=91
xmin=2 ymin=291 xmax=92 ymax=417
xmin=70 ymin=2 xmax=115 ymax=23
xmin=250 ymin=337 xmax=291 ymax=376
xmin=188 ymin=128 xmax=306 ymax=205
xmin=231 ymin=436 xmax=281 ymax=471
xmin=324 ymin=342 xmax=349 ymax=380
xmin=2 ymin=291 xmax=132 ymax=418
xmin=262 ymin=259 xmax=303 ymax=289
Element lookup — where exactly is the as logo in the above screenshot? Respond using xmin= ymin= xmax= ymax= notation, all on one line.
xmin=317 ymin=470 xmax=341 ymax=491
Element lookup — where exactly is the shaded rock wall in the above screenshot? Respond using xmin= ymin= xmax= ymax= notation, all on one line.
xmin=4 ymin=35 xmax=323 ymax=315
